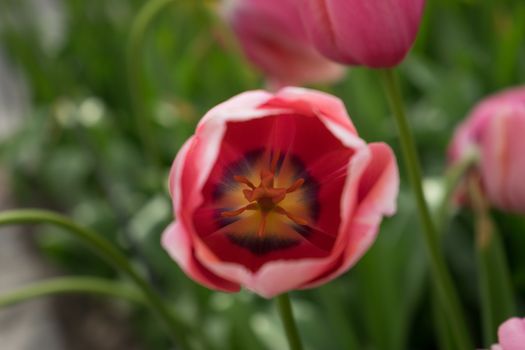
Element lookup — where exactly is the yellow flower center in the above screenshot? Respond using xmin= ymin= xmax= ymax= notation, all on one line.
xmin=222 ymin=152 xmax=308 ymax=237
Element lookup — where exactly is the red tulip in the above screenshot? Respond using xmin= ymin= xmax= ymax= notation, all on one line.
xmin=449 ymin=87 xmax=525 ymax=214
xmin=162 ymin=87 xmax=399 ymax=297
xmin=298 ymin=0 xmax=426 ymax=67
xmin=491 ymin=317 xmax=525 ymax=350
xmin=223 ymin=0 xmax=345 ymax=87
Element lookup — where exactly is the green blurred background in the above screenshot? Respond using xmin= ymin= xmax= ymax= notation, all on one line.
xmin=0 ymin=0 xmax=524 ymax=349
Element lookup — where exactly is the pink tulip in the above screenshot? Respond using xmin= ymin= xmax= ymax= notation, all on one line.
xmin=449 ymin=86 xmax=525 ymax=214
xmin=298 ymin=0 xmax=426 ymax=67
xmin=491 ymin=317 xmax=525 ymax=350
xmin=223 ymin=0 xmax=345 ymax=87
xmin=162 ymin=87 xmax=399 ymax=297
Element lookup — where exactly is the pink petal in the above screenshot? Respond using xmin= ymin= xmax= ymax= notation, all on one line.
xmin=267 ymin=87 xmax=358 ymax=136
xmin=300 ymin=0 xmax=425 ymax=67
xmin=168 ymin=136 xmax=194 ymax=208
xmin=198 ymin=90 xmax=277 ymax=129
xmin=194 ymin=255 xmax=336 ymax=298
xmin=449 ymin=85 xmax=525 ymax=163
xmin=498 ymin=317 xmax=525 ymax=350
xmin=480 ymin=105 xmax=525 ymax=213
xmin=225 ymin=0 xmax=345 ymax=86
xmin=161 ymin=222 xmax=240 ymax=292
xmin=302 ymin=142 xmax=399 ymax=288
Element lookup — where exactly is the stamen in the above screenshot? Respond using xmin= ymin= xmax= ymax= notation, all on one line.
xmin=286 ymin=178 xmax=305 ymax=193
xmin=275 ymin=206 xmax=309 ymax=226
xmin=233 ymin=175 xmax=256 ymax=189
xmin=243 ymin=189 xmax=254 ymax=202
xmin=260 ymin=169 xmax=274 ymax=189
xmin=223 ymin=151 xmax=309 ymax=238
xmin=222 ymin=203 xmax=258 ymax=217
xmin=271 ymin=190 xmax=286 ymax=204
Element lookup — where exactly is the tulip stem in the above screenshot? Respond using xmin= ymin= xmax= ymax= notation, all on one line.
xmin=0 ymin=209 xmax=190 ymax=349
xmin=467 ymin=176 xmax=516 ymax=347
xmin=276 ymin=293 xmax=304 ymax=350
xmin=379 ymin=69 xmax=473 ymax=350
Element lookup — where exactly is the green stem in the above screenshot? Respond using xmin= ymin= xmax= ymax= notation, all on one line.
xmin=276 ymin=293 xmax=304 ymax=350
xmin=468 ymin=177 xmax=516 ymax=347
xmin=0 ymin=209 xmax=189 ymax=349
xmin=432 ymin=294 xmax=455 ymax=350
xmin=379 ymin=69 xmax=472 ymax=350
xmin=127 ymin=0 xmax=178 ymax=167
xmin=0 ymin=277 xmax=144 ymax=307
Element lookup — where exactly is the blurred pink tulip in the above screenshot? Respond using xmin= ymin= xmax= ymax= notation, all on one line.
xmin=223 ymin=0 xmax=345 ymax=87
xmin=298 ymin=0 xmax=426 ymax=67
xmin=449 ymin=86 xmax=525 ymax=214
xmin=162 ymin=87 xmax=399 ymax=297
xmin=491 ymin=317 xmax=525 ymax=350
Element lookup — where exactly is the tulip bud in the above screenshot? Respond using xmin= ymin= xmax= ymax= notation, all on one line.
xmin=298 ymin=0 xmax=426 ymax=67
xmin=222 ymin=0 xmax=345 ymax=87
xmin=449 ymin=87 xmax=525 ymax=214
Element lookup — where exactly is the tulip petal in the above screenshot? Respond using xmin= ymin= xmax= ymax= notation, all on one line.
xmin=169 ymin=136 xmax=193 ymax=208
xmin=449 ymin=85 xmax=525 ymax=162
xmin=224 ymin=0 xmax=345 ymax=86
xmin=480 ymin=106 xmax=525 ymax=213
xmin=449 ymin=86 xmax=525 ymax=213
xmin=300 ymin=0 xmax=425 ymax=67
xmin=302 ymin=142 xmax=399 ymax=288
xmin=161 ymin=222 xmax=240 ymax=292
xmin=267 ymin=87 xmax=358 ymax=136
xmin=498 ymin=317 xmax=525 ymax=350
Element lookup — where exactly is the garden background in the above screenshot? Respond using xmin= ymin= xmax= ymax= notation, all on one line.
xmin=0 ymin=0 xmax=524 ymax=349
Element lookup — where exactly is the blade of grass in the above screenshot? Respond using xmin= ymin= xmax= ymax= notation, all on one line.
xmin=317 ymin=284 xmax=360 ymax=350
xmin=0 ymin=276 xmax=143 ymax=307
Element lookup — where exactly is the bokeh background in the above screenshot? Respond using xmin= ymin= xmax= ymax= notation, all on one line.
xmin=1 ymin=0 xmax=525 ymax=349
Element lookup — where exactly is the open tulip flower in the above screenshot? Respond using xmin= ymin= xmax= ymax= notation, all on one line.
xmin=449 ymin=86 xmax=525 ymax=214
xmin=298 ymin=0 xmax=426 ymax=67
xmin=491 ymin=317 xmax=525 ymax=350
xmin=222 ymin=0 xmax=345 ymax=87
xmin=162 ymin=87 xmax=399 ymax=297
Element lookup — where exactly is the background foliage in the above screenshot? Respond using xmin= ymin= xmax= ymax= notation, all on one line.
xmin=1 ymin=0 xmax=524 ymax=349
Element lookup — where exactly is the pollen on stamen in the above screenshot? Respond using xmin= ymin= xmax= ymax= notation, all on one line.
xmin=286 ymin=178 xmax=305 ymax=193
xmin=233 ymin=175 xmax=256 ymax=189
xmin=220 ymin=156 xmax=309 ymax=236
xmin=221 ymin=202 xmax=258 ymax=217
xmin=274 ymin=206 xmax=309 ymax=226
